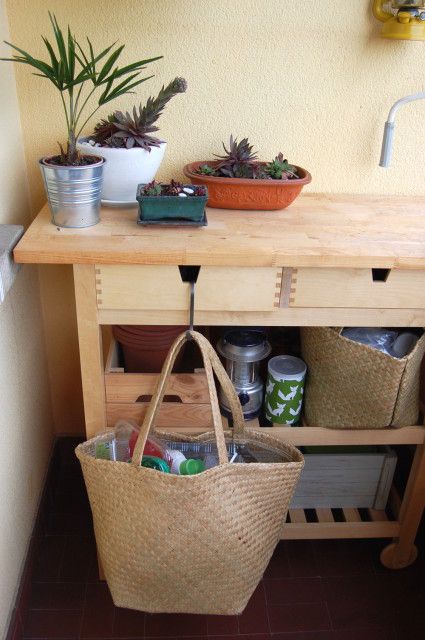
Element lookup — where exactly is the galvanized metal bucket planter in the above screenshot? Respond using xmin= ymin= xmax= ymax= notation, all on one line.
xmin=39 ymin=156 xmax=105 ymax=228
xmin=136 ymin=183 xmax=208 ymax=225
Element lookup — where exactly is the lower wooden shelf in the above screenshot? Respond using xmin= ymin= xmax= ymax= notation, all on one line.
xmin=156 ymin=422 xmax=425 ymax=444
xmin=252 ymin=424 xmax=425 ymax=445
xmin=282 ymin=506 xmax=399 ymax=540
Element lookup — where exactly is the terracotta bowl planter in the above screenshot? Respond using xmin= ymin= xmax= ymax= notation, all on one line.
xmin=183 ymin=161 xmax=311 ymax=210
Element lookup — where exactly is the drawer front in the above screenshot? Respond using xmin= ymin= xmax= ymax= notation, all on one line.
xmin=288 ymin=268 xmax=425 ymax=309
xmin=96 ymin=265 xmax=282 ymax=312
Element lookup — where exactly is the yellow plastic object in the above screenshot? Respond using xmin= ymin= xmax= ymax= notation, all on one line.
xmin=373 ymin=0 xmax=425 ymax=41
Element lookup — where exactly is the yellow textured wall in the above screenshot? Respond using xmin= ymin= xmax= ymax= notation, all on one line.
xmin=0 ymin=1 xmax=53 ymax=636
xmin=5 ymin=0 xmax=425 ymax=433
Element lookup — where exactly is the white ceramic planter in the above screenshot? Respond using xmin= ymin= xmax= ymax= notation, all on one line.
xmin=77 ymin=138 xmax=166 ymax=204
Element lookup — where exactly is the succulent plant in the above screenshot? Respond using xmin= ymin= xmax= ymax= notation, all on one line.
xmin=196 ymin=164 xmax=218 ymax=176
xmin=264 ymin=153 xmax=298 ymax=180
xmin=195 ymin=139 xmax=300 ymax=181
xmin=140 ymin=180 xmax=207 ymax=197
xmin=193 ymin=185 xmax=207 ymax=196
xmin=214 ymin=135 xmax=259 ymax=178
xmin=91 ymin=77 xmax=187 ymax=150
xmin=163 ymin=179 xmax=184 ymax=196
xmin=142 ymin=180 xmax=162 ymax=196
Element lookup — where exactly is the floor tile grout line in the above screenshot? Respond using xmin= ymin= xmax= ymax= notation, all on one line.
xmin=77 ymin=581 xmax=88 ymax=639
xmin=111 ymin=598 xmax=117 ymax=640
xmin=260 ymin=582 xmax=272 ymax=637
xmin=322 ymin=592 xmax=334 ymax=632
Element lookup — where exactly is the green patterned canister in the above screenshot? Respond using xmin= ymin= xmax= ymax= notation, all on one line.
xmin=264 ymin=356 xmax=307 ymax=425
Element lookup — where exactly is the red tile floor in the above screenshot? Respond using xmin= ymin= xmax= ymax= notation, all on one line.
xmin=9 ymin=438 xmax=425 ymax=640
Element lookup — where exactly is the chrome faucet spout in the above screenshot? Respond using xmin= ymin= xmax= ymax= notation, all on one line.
xmin=379 ymin=91 xmax=425 ymax=167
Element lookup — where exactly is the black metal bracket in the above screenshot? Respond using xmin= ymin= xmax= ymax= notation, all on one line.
xmin=186 ymin=280 xmax=195 ymax=339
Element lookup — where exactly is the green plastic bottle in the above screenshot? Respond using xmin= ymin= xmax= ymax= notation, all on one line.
xmin=179 ymin=458 xmax=205 ymax=475
xmin=141 ymin=455 xmax=170 ymax=473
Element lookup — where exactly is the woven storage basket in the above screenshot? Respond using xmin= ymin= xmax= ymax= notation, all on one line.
xmin=76 ymin=331 xmax=304 ymax=614
xmin=301 ymin=327 xmax=425 ymax=429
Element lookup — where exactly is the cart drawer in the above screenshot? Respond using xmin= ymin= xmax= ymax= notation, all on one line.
xmin=288 ymin=267 xmax=425 ymax=309
xmin=96 ymin=265 xmax=282 ymax=312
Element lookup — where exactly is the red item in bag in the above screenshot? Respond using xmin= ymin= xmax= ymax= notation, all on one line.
xmin=129 ymin=430 xmax=164 ymax=459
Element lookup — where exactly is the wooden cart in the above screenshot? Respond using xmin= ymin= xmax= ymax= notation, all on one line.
xmin=14 ymin=193 xmax=425 ymax=569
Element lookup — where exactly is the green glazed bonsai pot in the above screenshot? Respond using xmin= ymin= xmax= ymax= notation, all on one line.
xmin=136 ymin=183 xmax=208 ymax=223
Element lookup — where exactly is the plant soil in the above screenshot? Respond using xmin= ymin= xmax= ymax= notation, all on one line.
xmin=44 ymin=154 xmax=103 ymax=167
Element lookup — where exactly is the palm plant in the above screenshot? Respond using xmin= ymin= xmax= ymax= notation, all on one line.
xmin=1 ymin=13 xmax=162 ymax=165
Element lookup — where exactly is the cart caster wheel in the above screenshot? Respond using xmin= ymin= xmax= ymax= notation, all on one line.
xmin=380 ymin=543 xmax=418 ymax=569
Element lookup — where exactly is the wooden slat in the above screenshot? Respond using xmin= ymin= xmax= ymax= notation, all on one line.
xmin=251 ymin=425 xmax=425 ymax=445
xmin=221 ymin=417 xmax=260 ymax=430
xmin=289 ymin=509 xmax=307 ymax=524
xmin=316 ymin=508 xmax=334 ymax=523
xmin=105 ymin=372 xmax=210 ymax=404
xmin=106 ymin=402 xmax=213 ymax=429
xmin=14 ymin=196 xmax=425 ymax=269
xmin=343 ymin=508 xmax=362 ymax=522
xmin=73 ymin=265 xmax=106 ymax=438
xmin=281 ymin=520 xmax=400 ymax=540
xmin=104 ymin=335 xmax=122 ymax=372
xmin=368 ymin=509 xmax=389 ymax=522
xmin=97 ymin=307 xmax=425 ymax=328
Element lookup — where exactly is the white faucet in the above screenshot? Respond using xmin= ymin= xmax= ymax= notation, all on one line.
xmin=380 ymin=92 xmax=425 ymax=167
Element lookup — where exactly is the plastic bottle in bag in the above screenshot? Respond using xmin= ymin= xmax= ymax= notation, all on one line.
xmin=114 ymin=420 xmax=137 ymax=462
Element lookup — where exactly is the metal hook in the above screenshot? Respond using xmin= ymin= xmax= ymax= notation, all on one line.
xmin=186 ymin=281 xmax=195 ymax=339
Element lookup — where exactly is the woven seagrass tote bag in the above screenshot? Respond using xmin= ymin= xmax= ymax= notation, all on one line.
xmin=301 ymin=326 xmax=425 ymax=428
xmin=76 ymin=330 xmax=304 ymax=614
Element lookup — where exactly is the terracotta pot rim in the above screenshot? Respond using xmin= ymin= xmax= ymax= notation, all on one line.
xmin=113 ymin=325 xmax=186 ymax=348
xmin=113 ymin=332 xmax=184 ymax=339
xmin=114 ymin=331 xmax=181 ymax=340
xmin=119 ymin=345 xmax=174 ymax=351
xmin=114 ymin=329 xmax=185 ymax=337
xmin=114 ymin=325 xmax=186 ymax=332
xmin=183 ymin=161 xmax=312 ymax=186
xmin=113 ymin=335 xmax=183 ymax=344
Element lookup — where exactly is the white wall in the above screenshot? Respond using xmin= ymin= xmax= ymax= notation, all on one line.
xmin=0 ymin=1 xmax=54 ymax=636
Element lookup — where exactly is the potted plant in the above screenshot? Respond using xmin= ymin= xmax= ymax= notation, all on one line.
xmin=1 ymin=13 xmax=161 ymax=227
xmin=183 ymin=135 xmax=311 ymax=210
xmin=136 ymin=180 xmax=208 ymax=224
xmin=78 ymin=78 xmax=187 ymax=205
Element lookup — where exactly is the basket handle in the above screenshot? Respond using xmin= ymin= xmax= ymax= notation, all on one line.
xmin=132 ymin=330 xmax=245 ymax=467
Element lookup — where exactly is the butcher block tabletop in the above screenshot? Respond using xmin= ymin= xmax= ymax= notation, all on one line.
xmin=13 ymin=194 xmax=425 ymax=269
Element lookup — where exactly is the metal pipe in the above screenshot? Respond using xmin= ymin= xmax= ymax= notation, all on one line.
xmin=379 ymin=92 xmax=425 ymax=167
xmin=373 ymin=0 xmax=393 ymax=22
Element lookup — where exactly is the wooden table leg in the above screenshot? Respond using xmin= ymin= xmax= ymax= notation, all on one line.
xmin=380 ymin=443 xmax=425 ymax=569
xmin=74 ymin=264 xmax=107 ymax=580
xmin=73 ymin=264 xmax=107 ymax=438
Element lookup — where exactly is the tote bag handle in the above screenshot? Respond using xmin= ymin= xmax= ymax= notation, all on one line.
xmin=132 ymin=330 xmax=245 ymax=467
